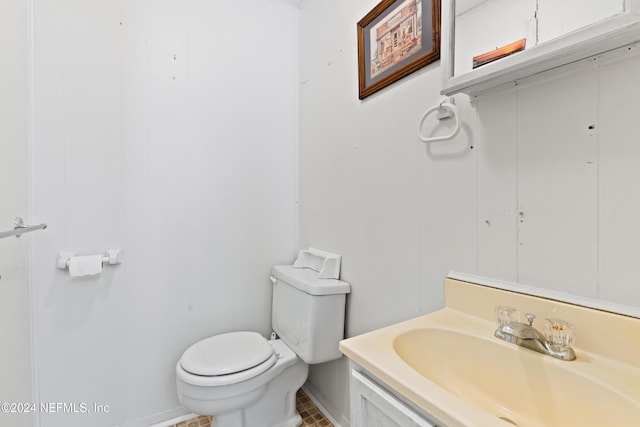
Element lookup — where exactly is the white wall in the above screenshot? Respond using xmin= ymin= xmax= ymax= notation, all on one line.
xmin=298 ymin=1 xmax=468 ymax=424
xmin=30 ymin=1 xmax=298 ymax=426
xmin=298 ymin=1 xmax=640 ymax=425
xmin=0 ymin=1 xmax=32 ymax=426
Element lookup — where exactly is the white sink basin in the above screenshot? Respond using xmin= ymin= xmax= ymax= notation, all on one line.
xmin=393 ymin=327 xmax=640 ymax=427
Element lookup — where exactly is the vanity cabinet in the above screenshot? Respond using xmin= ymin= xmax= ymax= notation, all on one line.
xmin=350 ymin=368 xmax=441 ymax=427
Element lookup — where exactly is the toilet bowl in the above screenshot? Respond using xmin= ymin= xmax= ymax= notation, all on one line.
xmin=176 ymin=262 xmax=350 ymax=427
xmin=176 ymin=334 xmax=308 ymax=427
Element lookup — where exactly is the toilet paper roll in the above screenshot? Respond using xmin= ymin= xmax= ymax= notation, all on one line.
xmin=68 ymin=255 xmax=103 ymax=277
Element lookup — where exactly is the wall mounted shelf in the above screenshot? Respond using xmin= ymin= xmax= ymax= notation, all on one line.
xmin=441 ymin=0 xmax=640 ymax=97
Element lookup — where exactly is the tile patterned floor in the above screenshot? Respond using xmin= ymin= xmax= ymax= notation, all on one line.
xmin=168 ymin=389 xmax=333 ymax=427
xmin=170 ymin=415 xmax=212 ymax=427
xmin=297 ymin=389 xmax=334 ymax=427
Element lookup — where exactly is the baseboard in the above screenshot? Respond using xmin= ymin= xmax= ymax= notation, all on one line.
xmin=124 ymin=387 xmax=346 ymax=427
xmin=302 ymin=384 xmax=349 ymax=427
xmin=114 ymin=408 xmax=193 ymax=427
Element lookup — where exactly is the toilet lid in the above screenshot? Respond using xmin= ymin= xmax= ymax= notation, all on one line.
xmin=180 ymin=331 xmax=275 ymax=376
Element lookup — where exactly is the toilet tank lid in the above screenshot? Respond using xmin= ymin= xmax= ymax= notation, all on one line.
xmin=272 ymin=265 xmax=350 ymax=296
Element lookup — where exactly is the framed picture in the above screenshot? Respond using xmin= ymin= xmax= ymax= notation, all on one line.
xmin=357 ymin=0 xmax=441 ymax=99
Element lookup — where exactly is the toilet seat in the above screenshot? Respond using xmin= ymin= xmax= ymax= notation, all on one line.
xmin=178 ymin=331 xmax=278 ymax=386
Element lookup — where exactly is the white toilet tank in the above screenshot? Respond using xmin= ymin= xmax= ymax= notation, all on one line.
xmin=271 ymin=265 xmax=350 ymax=364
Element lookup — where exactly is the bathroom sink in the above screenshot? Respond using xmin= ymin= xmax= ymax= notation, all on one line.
xmin=393 ymin=327 xmax=640 ymax=427
xmin=340 ymin=276 xmax=640 ymax=427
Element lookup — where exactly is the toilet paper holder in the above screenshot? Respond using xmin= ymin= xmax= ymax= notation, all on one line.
xmin=57 ymin=249 xmax=123 ymax=270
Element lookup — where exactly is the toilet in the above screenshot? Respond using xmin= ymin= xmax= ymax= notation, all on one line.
xmin=175 ymin=262 xmax=350 ymax=427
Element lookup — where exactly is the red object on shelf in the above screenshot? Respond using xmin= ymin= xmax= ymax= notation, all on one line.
xmin=472 ymin=38 xmax=527 ymax=69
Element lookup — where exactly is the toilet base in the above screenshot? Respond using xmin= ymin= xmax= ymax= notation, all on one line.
xmin=212 ymin=415 xmax=301 ymax=427
xmin=210 ymin=361 xmax=307 ymax=427
xmin=211 ymin=391 xmax=301 ymax=427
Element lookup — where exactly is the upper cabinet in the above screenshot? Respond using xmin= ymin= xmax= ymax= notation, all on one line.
xmin=441 ymin=0 xmax=640 ymax=96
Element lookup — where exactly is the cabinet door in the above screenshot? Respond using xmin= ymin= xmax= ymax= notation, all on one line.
xmin=351 ymin=370 xmax=438 ymax=427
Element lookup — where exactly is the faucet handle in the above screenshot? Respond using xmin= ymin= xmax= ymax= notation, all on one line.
xmin=495 ymin=306 xmax=520 ymax=327
xmin=544 ymin=318 xmax=575 ymax=346
xmin=525 ymin=313 xmax=536 ymax=326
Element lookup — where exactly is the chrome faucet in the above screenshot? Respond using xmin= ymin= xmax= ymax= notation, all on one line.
xmin=495 ymin=313 xmax=576 ymax=361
